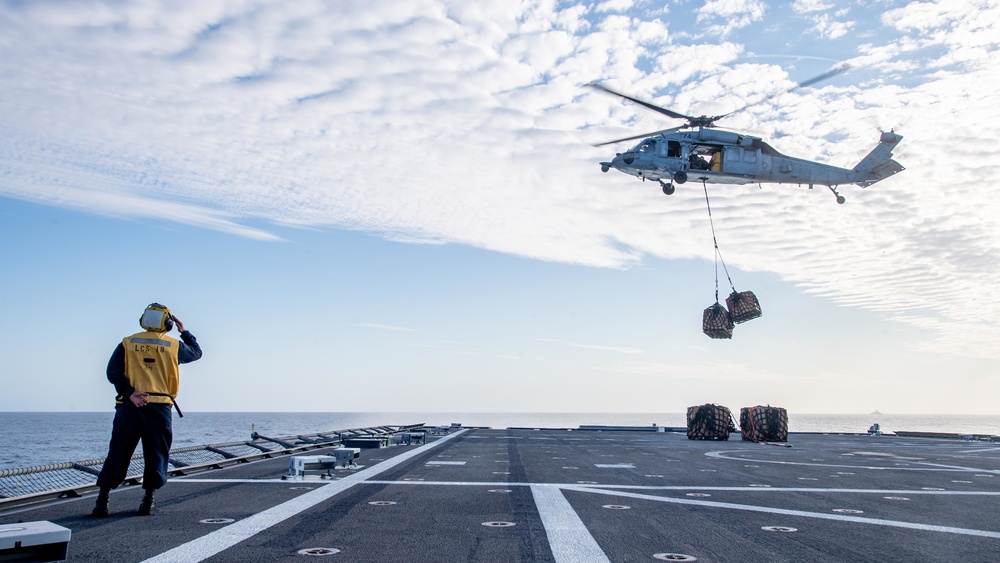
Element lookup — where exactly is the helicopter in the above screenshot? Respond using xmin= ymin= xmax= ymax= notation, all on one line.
xmin=589 ymin=66 xmax=904 ymax=204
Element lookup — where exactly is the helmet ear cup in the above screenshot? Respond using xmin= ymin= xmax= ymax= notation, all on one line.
xmin=164 ymin=317 xmax=174 ymax=332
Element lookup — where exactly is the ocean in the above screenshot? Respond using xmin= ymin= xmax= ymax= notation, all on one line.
xmin=1 ymin=411 xmax=998 ymax=471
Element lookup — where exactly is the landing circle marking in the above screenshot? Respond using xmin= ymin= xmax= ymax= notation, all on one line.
xmin=297 ymin=547 xmax=341 ymax=556
xmin=653 ymin=553 xmax=698 ymax=561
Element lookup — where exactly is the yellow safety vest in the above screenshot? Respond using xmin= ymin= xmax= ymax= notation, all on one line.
xmin=123 ymin=331 xmax=180 ymax=405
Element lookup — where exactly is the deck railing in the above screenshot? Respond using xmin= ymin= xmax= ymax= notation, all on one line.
xmin=0 ymin=424 xmax=424 ymax=511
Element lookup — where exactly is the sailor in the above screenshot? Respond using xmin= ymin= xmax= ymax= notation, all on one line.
xmin=92 ymin=303 xmax=203 ymax=517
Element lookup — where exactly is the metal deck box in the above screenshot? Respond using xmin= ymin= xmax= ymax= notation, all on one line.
xmin=0 ymin=521 xmax=70 ymax=562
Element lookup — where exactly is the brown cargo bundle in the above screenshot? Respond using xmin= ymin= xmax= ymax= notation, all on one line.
xmin=686 ymin=403 xmax=735 ymax=440
xmin=702 ymin=303 xmax=734 ymax=339
xmin=726 ymin=290 xmax=762 ymax=324
xmin=740 ymin=405 xmax=788 ymax=442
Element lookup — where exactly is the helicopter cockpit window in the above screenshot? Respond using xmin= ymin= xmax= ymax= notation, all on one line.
xmin=639 ymin=139 xmax=656 ymax=153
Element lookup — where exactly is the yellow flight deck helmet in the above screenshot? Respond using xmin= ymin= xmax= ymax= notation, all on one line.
xmin=140 ymin=303 xmax=174 ymax=332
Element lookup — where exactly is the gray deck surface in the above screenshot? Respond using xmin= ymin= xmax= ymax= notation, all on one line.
xmin=2 ymin=429 xmax=999 ymax=562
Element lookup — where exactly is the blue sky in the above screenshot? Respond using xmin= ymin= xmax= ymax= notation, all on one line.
xmin=2 ymin=0 xmax=999 ymax=414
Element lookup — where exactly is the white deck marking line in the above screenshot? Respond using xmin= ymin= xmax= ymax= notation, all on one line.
xmin=141 ymin=431 xmax=467 ymax=563
xmin=912 ymin=461 xmax=1000 ymax=473
xmin=958 ymin=447 xmax=1000 ymax=454
xmin=531 ymin=485 xmax=611 ymax=563
xmin=569 ymin=486 xmax=1000 ymax=539
xmin=173 ymin=479 xmax=294 ymax=483
xmin=706 ymin=450 xmax=991 ymax=472
xmin=359 ymin=481 xmax=1000 ymax=495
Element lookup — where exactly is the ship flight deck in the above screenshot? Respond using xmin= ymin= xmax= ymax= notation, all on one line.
xmin=2 ymin=428 xmax=999 ymax=562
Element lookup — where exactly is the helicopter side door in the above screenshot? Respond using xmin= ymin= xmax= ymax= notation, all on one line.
xmin=723 ymin=146 xmax=760 ymax=176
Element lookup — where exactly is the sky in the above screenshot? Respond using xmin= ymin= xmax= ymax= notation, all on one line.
xmin=1 ymin=0 xmax=999 ymax=415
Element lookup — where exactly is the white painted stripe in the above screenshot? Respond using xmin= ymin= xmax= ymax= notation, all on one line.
xmin=913 ymin=461 xmax=1000 ymax=473
xmin=570 ymin=486 xmax=1000 ymax=539
xmin=706 ymin=450 xmax=993 ymax=473
xmin=173 ymin=479 xmax=291 ymax=483
xmin=141 ymin=431 xmax=466 ymax=563
xmin=594 ymin=463 xmax=634 ymax=468
xmin=958 ymin=447 xmax=1000 ymax=454
xmin=426 ymin=461 xmax=467 ymax=466
xmin=531 ymin=485 xmax=610 ymax=563
xmin=359 ymin=481 xmax=1000 ymax=496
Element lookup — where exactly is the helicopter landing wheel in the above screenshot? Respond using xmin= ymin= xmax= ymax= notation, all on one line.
xmin=673 ymin=170 xmax=688 ymax=184
xmin=660 ymin=180 xmax=675 ymax=196
xmin=827 ymin=185 xmax=845 ymax=204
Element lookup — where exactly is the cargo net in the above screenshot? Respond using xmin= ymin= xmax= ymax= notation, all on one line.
xmin=703 ymin=303 xmax=734 ymax=339
xmin=726 ymin=290 xmax=762 ymax=324
xmin=686 ymin=404 xmax=737 ymax=440
xmin=740 ymin=405 xmax=788 ymax=442
xmin=701 ymin=183 xmax=762 ymax=338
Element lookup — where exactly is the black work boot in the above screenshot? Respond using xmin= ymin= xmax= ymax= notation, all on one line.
xmin=91 ymin=488 xmax=110 ymax=517
xmin=137 ymin=488 xmax=155 ymax=516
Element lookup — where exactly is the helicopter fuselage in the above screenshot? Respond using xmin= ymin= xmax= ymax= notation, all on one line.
xmin=600 ymin=128 xmax=904 ymax=201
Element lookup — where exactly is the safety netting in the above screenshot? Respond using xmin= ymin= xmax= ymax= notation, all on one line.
xmin=686 ymin=404 xmax=736 ymax=440
xmin=740 ymin=405 xmax=788 ymax=442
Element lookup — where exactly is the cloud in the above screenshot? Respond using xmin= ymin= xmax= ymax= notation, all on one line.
xmin=792 ymin=0 xmax=834 ymax=13
xmin=695 ymin=0 xmax=767 ymax=36
xmin=359 ymin=323 xmax=417 ymax=332
xmin=537 ymin=338 xmax=643 ymax=355
xmin=1 ymin=0 xmax=1000 ymax=366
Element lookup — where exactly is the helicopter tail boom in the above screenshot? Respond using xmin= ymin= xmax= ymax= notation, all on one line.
xmin=852 ymin=131 xmax=904 ymax=187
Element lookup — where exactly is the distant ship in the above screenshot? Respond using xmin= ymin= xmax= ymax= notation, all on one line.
xmin=871 ymin=410 xmax=883 ymax=415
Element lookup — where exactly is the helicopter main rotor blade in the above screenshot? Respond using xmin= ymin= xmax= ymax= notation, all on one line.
xmin=717 ymin=63 xmax=852 ymax=121
xmin=592 ymin=126 xmax=685 ymax=147
xmin=587 ymin=82 xmax=693 ymax=122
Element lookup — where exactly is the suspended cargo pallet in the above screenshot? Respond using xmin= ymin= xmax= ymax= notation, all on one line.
xmin=702 ymin=303 xmax=734 ymax=339
xmin=726 ymin=290 xmax=762 ymax=324
xmin=740 ymin=405 xmax=788 ymax=442
xmin=686 ymin=404 xmax=736 ymax=440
